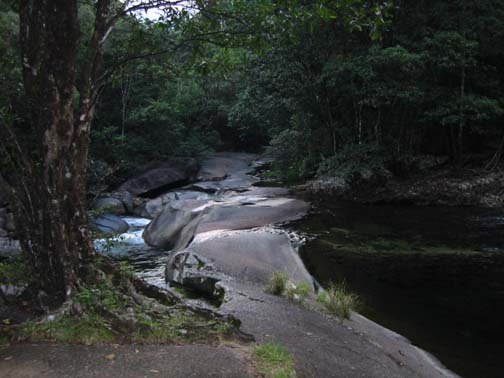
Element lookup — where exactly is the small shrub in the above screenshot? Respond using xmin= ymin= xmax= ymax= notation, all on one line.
xmin=265 ymin=271 xmax=289 ymax=296
xmin=317 ymin=282 xmax=359 ymax=320
xmin=253 ymin=343 xmax=296 ymax=378
xmin=75 ymin=283 xmax=123 ymax=312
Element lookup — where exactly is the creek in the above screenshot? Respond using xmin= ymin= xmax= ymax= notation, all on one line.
xmin=97 ymin=155 xmax=503 ymax=378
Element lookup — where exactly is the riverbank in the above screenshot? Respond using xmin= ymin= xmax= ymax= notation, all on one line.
xmin=299 ymin=159 xmax=504 ymax=207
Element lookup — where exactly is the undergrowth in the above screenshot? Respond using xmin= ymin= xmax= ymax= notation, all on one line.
xmin=0 ymin=259 xmax=237 ymax=345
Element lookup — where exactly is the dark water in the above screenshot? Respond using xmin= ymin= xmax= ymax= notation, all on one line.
xmin=290 ymin=200 xmax=504 ymax=378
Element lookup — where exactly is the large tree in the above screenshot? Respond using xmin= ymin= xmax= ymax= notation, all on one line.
xmin=0 ymin=0 xmax=384 ymax=304
xmin=0 ymin=0 xmax=195 ymax=303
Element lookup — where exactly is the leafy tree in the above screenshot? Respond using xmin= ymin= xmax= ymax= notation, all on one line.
xmin=0 ymin=0 xmax=385 ymax=305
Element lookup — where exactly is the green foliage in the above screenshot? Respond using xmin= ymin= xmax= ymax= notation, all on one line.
xmin=75 ymin=283 xmax=123 ymax=312
xmin=83 ymin=0 xmax=393 ymax=180
xmin=119 ymin=260 xmax=135 ymax=283
xmin=19 ymin=315 xmax=116 ymax=344
xmin=251 ymin=0 xmax=504 ymax=172
xmin=0 ymin=6 xmax=21 ymax=109
xmin=253 ymin=342 xmax=296 ymax=378
xmin=317 ymin=144 xmax=388 ymax=179
xmin=265 ymin=271 xmax=289 ymax=296
xmin=0 ymin=257 xmax=31 ymax=287
xmin=317 ymin=282 xmax=359 ymax=320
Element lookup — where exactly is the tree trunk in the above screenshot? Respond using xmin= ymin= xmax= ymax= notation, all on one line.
xmin=0 ymin=0 xmax=114 ymax=303
xmin=12 ymin=161 xmax=95 ymax=300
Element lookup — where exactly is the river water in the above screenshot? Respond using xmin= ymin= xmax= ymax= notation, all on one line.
xmin=290 ymin=199 xmax=504 ymax=378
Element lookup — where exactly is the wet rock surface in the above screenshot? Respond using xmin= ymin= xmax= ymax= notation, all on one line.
xmin=196 ymin=152 xmax=256 ymax=181
xmin=142 ymin=204 xmax=208 ymax=250
xmin=92 ymin=213 xmax=130 ymax=235
xmin=166 ymin=229 xmax=314 ymax=294
xmin=119 ymin=158 xmax=199 ymax=196
xmin=134 ymin=191 xmax=211 ymax=219
xmin=93 ymin=197 xmax=127 ymax=215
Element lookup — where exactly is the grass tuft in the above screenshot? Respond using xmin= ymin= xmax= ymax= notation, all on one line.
xmin=253 ymin=342 xmax=296 ymax=378
xmin=285 ymin=282 xmax=310 ymax=303
xmin=265 ymin=271 xmax=289 ymax=296
xmin=317 ymin=282 xmax=359 ymax=320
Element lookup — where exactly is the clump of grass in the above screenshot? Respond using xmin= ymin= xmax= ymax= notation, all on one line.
xmin=265 ymin=271 xmax=289 ymax=296
xmin=285 ymin=282 xmax=310 ymax=304
xmin=317 ymin=282 xmax=359 ymax=320
xmin=253 ymin=342 xmax=296 ymax=378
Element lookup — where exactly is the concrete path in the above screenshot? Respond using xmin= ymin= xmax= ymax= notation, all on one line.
xmin=0 ymin=343 xmax=255 ymax=378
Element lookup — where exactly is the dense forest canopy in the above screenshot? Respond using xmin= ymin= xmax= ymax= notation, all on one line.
xmin=2 ymin=1 xmax=502 ymax=185
xmin=90 ymin=0 xmax=504 ymax=183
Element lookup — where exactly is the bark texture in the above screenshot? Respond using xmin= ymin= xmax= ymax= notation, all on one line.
xmin=0 ymin=0 xmax=115 ymax=302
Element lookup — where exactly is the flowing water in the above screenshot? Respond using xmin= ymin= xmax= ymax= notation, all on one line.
xmin=290 ymin=199 xmax=504 ymax=378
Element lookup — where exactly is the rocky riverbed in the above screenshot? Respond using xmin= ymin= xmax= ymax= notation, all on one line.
xmin=0 ymin=152 xmax=460 ymax=377
xmin=87 ymin=152 xmax=456 ymax=377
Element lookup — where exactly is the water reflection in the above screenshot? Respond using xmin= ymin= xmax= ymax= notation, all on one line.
xmin=292 ymin=199 xmax=504 ymax=378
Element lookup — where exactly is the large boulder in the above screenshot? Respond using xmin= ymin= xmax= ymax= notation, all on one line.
xmin=119 ymin=159 xmax=199 ymax=196
xmin=92 ymin=213 xmax=129 ymax=235
xmin=196 ymin=198 xmax=310 ymax=233
xmin=134 ymin=191 xmax=211 ymax=219
xmin=144 ymin=196 xmax=310 ymax=248
xmin=165 ymin=252 xmax=222 ymax=296
xmin=167 ymin=229 xmax=314 ymax=287
xmin=93 ymin=191 xmax=136 ymax=215
xmin=142 ymin=203 xmax=209 ymax=250
xmin=93 ymin=197 xmax=126 ymax=215
xmin=197 ymin=153 xmax=257 ymax=181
